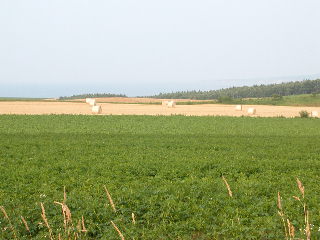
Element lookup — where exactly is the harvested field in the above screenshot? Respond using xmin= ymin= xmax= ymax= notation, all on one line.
xmin=0 ymin=101 xmax=319 ymax=117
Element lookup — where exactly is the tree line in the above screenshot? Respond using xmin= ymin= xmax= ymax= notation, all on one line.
xmin=59 ymin=79 xmax=320 ymax=100
xmin=149 ymin=79 xmax=320 ymax=100
xmin=59 ymin=93 xmax=127 ymax=100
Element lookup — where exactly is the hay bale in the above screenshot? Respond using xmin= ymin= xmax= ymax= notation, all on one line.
xmin=167 ymin=101 xmax=176 ymax=108
xmin=162 ymin=101 xmax=169 ymax=106
xmin=235 ymin=105 xmax=242 ymax=111
xmin=311 ymin=111 xmax=319 ymax=117
xmin=92 ymin=105 xmax=102 ymax=114
xmin=89 ymin=99 xmax=96 ymax=106
xmin=86 ymin=98 xmax=96 ymax=106
xmin=247 ymin=108 xmax=256 ymax=115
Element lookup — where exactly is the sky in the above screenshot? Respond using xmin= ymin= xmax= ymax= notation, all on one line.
xmin=0 ymin=0 xmax=320 ymax=98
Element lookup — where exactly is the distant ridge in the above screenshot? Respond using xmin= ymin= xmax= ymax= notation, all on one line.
xmin=59 ymin=93 xmax=127 ymax=100
xmin=148 ymin=79 xmax=320 ymax=100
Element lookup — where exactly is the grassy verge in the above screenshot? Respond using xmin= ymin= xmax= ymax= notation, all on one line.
xmin=0 ymin=98 xmax=47 ymax=101
xmin=175 ymin=94 xmax=320 ymax=106
xmin=231 ymin=94 xmax=320 ymax=106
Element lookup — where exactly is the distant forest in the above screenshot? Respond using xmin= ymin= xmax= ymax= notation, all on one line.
xmin=59 ymin=79 xmax=320 ymax=100
xmin=59 ymin=93 xmax=127 ymax=100
xmin=150 ymin=79 xmax=320 ymax=100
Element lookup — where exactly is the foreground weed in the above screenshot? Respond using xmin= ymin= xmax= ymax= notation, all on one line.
xmin=0 ymin=179 xmax=319 ymax=239
xmin=278 ymin=178 xmax=312 ymax=240
xmin=0 ymin=206 xmax=17 ymax=239
xmin=104 ymin=185 xmax=117 ymax=212
xmin=111 ymin=221 xmax=125 ymax=240
xmin=222 ymin=176 xmax=233 ymax=198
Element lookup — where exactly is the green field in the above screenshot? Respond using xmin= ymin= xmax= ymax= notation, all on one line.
xmin=1 ymin=115 xmax=320 ymax=239
xmin=182 ymin=93 xmax=320 ymax=106
xmin=232 ymin=93 xmax=320 ymax=106
xmin=0 ymin=97 xmax=47 ymax=101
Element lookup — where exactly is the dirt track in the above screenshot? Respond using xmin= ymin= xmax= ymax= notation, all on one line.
xmin=0 ymin=101 xmax=318 ymax=117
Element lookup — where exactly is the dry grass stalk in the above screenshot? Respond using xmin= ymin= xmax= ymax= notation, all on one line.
xmin=303 ymin=203 xmax=308 ymax=232
xmin=40 ymin=203 xmax=54 ymax=240
xmin=21 ymin=216 xmax=31 ymax=235
xmin=58 ymin=233 xmax=62 ymax=240
xmin=278 ymin=210 xmax=288 ymax=240
xmin=277 ymin=192 xmax=288 ymax=240
xmin=287 ymin=219 xmax=295 ymax=239
xmin=277 ymin=192 xmax=282 ymax=210
xmin=77 ymin=219 xmax=81 ymax=233
xmin=290 ymin=224 xmax=295 ymax=239
xmin=222 ymin=176 xmax=233 ymax=197
xmin=54 ymin=201 xmax=72 ymax=232
xmin=295 ymin=178 xmax=310 ymax=239
xmin=305 ymin=210 xmax=311 ymax=240
xmin=63 ymin=186 xmax=67 ymax=204
xmin=304 ymin=204 xmax=308 ymax=227
xmin=104 ymin=185 xmax=116 ymax=212
xmin=132 ymin=213 xmax=136 ymax=225
xmin=0 ymin=206 xmax=9 ymax=219
xmin=296 ymin=178 xmax=305 ymax=198
xmin=0 ymin=206 xmax=17 ymax=239
xmin=111 ymin=221 xmax=125 ymax=240
xmin=292 ymin=196 xmax=300 ymax=201
xmin=81 ymin=216 xmax=87 ymax=233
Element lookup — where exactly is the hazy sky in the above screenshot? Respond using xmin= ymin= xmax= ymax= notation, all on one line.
xmin=1 ymin=0 xmax=320 ymax=97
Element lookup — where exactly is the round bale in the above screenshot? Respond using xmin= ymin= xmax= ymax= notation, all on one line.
xmin=235 ymin=105 xmax=242 ymax=111
xmin=92 ymin=105 xmax=102 ymax=114
xmin=247 ymin=108 xmax=256 ymax=115
xmin=167 ymin=101 xmax=176 ymax=108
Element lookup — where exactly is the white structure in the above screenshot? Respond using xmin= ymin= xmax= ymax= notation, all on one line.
xmin=167 ymin=101 xmax=176 ymax=108
xmin=86 ymin=98 xmax=96 ymax=106
xmin=89 ymin=99 xmax=96 ymax=106
xmin=235 ymin=105 xmax=242 ymax=111
xmin=311 ymin=111 xmax=319 ymax=117
xmin=162 ymin=101 xmax=169 ymax=106
xmin=92 ymin=105 xmax=102 ymax=114
xmin=247 ymin=108 xmax=256 ymax=115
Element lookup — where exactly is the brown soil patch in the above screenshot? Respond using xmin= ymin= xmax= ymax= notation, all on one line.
xmin=0 ymin=101 xmax=319 ymax=118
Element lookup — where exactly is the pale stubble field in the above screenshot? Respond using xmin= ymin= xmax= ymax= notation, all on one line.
xmin=0 ymin=100 xmax=318 ymax=117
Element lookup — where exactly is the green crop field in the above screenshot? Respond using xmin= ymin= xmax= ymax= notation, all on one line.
xmin=232 ymin=94 xmax=320 ymax=107
xmin=178 ymin=93 xmax=320 ymax=106
xmin=0 ymin=98 xmax=47 ymax=101
xmin=0 ymin=115 xmax=320 ymax=239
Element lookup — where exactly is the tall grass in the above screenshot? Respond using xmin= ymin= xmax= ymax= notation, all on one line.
xmin=0 ymin=178 xmax=316 ymax=239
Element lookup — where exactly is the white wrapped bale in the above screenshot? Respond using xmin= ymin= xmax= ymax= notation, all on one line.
xmin=247 ymin=108 xmax=256 ymax=115
xmin=311 ymin=111 xmax=319 ymax=117
xmin=167 ymin=101 xmax=176 ymax=108
xmin=235 ymin=105 xmax=242 ymax=111
xmin=92 ymin=105 xmax=102 ymax=114
xmin=162 ymin=101 xmax=169 ymax=106
xmin=85 ymin=98 xmax=92 ymax=103
xmin=89 ymin=99 xmax=96 ymax=106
